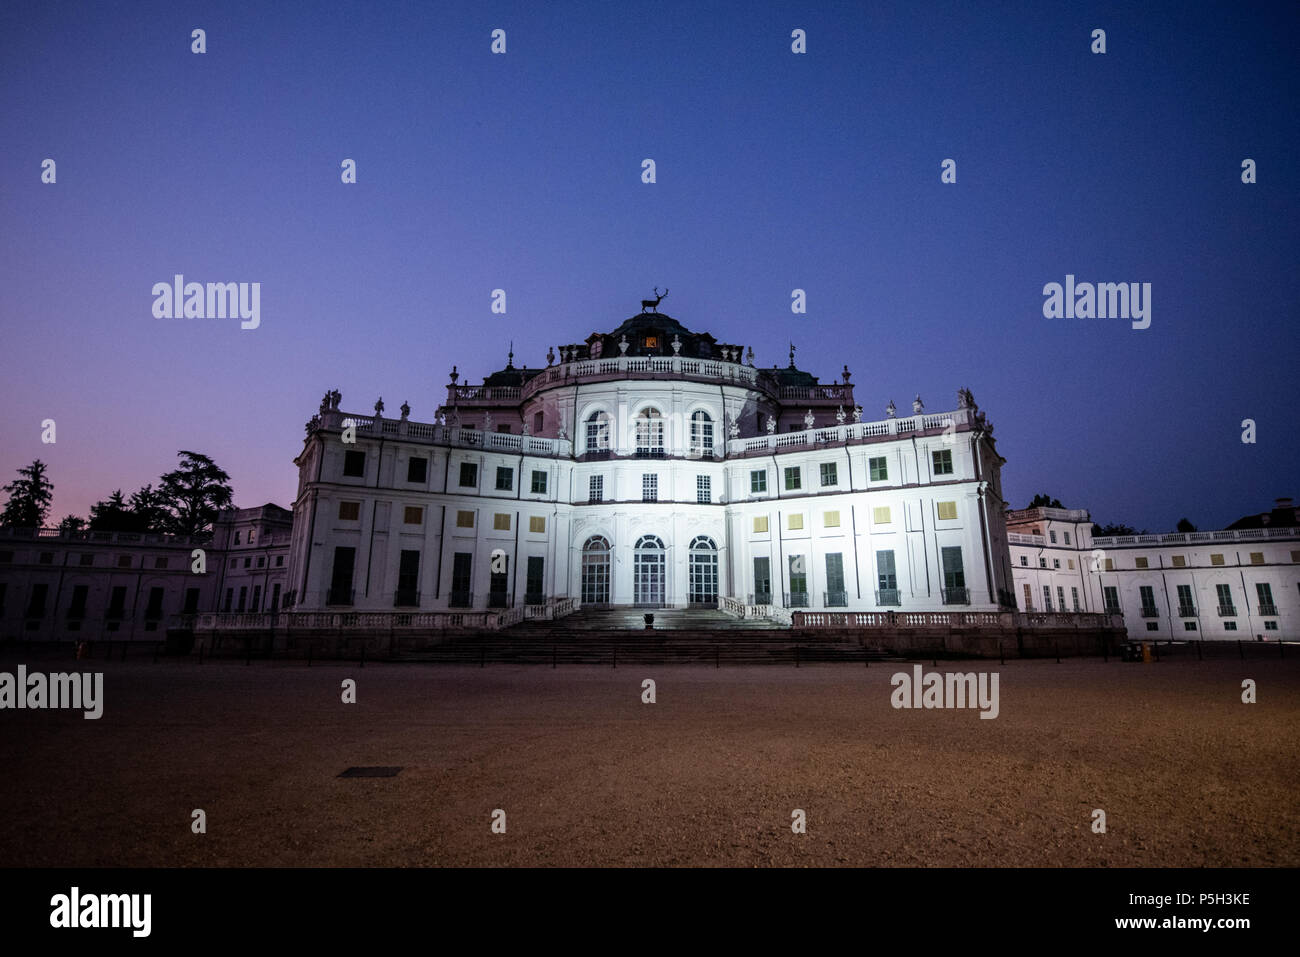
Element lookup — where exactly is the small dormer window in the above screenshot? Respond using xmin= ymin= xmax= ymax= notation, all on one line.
xmin=644 ymin=336 xmax=658 ymax=348
xmin=590 ymin=340 xmax=602 ymax=358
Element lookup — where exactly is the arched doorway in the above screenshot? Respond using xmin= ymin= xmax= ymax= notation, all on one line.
xmin=581 ymin=536 xmax=611 ymax=605
xmin=633 ymin=535 xmax=666 ymax=607
xmin=688 ymin=536 xmax=718 ymax=605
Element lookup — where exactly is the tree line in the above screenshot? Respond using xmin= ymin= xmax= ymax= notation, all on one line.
xmin=0 ymin=452 xmax=234 ymax=540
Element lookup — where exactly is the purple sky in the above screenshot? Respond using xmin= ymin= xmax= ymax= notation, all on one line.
xmin=2 ymin=0 xmax=1297 ymax=532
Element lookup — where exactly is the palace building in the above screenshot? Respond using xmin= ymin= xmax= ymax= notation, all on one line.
xmin=0 ymin=302 xmax=1293 ymax=648
xmin=284 ymin=306 xmax=1014 ymax=618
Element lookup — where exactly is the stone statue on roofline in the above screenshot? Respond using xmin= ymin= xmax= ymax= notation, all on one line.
xmin=912 ymin=394 xmax=924 ymax=415
xmin=804 ymin=409 xmax=815 ymax=429
xmin=766 ymin=415 xmax=777 ymax=434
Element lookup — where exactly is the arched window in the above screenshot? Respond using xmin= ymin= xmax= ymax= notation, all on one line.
xmin=636 ymin=409 xmax=664 ymax=458
xmin=690 ymin=411 xmax=714 ymax=458
xmin=585 ymin=411 xmax=610 ymax=454
xmin=688 ymin=536 xmax=718 ymax=605
xmin=634 ymin=535 xmax=666 ymax=606
xmin=581 ymin=536 xmax=611 ymax=605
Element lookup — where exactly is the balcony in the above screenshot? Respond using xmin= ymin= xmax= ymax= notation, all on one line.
xmin=1103 ymin=603 xmax=1122 ymax=615
xmin=449 ymin=590 xmax=474 ymax=608
xmin=941 ymin=587 xmax=970 ymax=606
xmin=634 ymin=447 xmax=666 ymax=459
xmin=487 ymin=591 xmax=513 ymax=609
xmin=1140 ymin=605 xmax=1160 ymax=618
xmin=1177 ymin=604 xmax=1197 ymax=618
xmin=326 ymin=588 xmax=354 ymax=606
xmin=1216 ymin=604 xmax=1237 ymax=617
xmin=875 ymin=588 xmax=901 ymax=607
xmin=784 ymin=591 xmax=810 ymax=608
xmin=393 ymin=589 xmax=420 ymax=608
xmin=1259 ymin=603 xmax=1278 ymax=616
xmin=823 ymin=590 xmax=847 ymax=608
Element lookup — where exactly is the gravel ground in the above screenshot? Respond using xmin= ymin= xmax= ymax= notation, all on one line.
xmin=2 ymin=655 xmax=1296 ymax=867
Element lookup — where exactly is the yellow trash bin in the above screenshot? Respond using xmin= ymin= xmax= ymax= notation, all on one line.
xmin=1142 ymin=642 xmax=1152 ymax=663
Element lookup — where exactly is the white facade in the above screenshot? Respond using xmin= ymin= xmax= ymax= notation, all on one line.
xmin=288 ymin=310 xmax=1013 ymax=614
xmin=1007 ymin=505 xmax=1299 ymax=641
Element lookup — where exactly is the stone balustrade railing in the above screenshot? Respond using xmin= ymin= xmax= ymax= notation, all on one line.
xmin=793 ymin=610 xmax=1122 ymax=629
xmin=727 ymin=407 xmax=974 ymax=456
xmin=1093 ymin=527 xmax=1298 ymax=547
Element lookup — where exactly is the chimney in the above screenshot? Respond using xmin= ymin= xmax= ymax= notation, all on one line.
xmin=1275 ymin=497 xmax=1294 ymax=509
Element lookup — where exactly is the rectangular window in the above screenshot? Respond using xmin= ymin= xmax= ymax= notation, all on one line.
xmin=1064 ymin=532 xmax=1071 ymax=545
xmin=1139 ymin=585 xmax=1157 ymax=615
xmin=1256 ymin=582 xmax=1275 ymax=612
xmin=784 ymin=466 xmax=801 ymax=490
xmin=529 ymin=516 xmax=545 ymax=533
xmin=451 ymin=552 xmax=473 ymax=606
xmin=787 ymin=514 xmax=803 ymax=531
xmin=1071 ymin=587 xmax=1080 ymax=611
xmin=1042 ymin=585 xmax=1053 ymax=611
xmin=820 ymin=462 xmax=838 ymax=486
xmin=328 ymin=547 xmax=355 ymax=604
xmin=117 ymin=555 xmax=132 ymax=568
xmin=788 ymin=555 xmax=808 ymax=601
xmin=237 ymin=586 xmax=247 ymax=612
xmin=1023 ymin=583 xmax=1032 ymax=610
xmin=1183 ymin=621 xmax=1197 ymax=631
xmin=338 ymin=501 xmax=360 ymax=520
xmin=753 ymin=557 xmax=771 ymax=603
xmin=1040 ymin=557 xmax=1047 ymax=568
xmin=251 ymin=585 xmax=261 ymax=613
xmin=932 ymin=449 xmax=953 ymax=475
xmin=697 ymin=475 xmax=711 ymax=504
xmin=941 ymin=547 xmax=965 ymax=599
xmin=1053 ymin=559 xmax=1060 ymax=569
xmin=937 ymin=501 xmax=957 ymax=521
xmin=459 ymin=462 xmax=478 ymax=488
xmin=269 ymin=584 xmax=279 ymax=612
xmin=1224 ymin=621 xmax=1237 ymax=630
xmin=1103 ymin=586 xmax=1120 ymax=613
xmin=1292 ymin=551 xmax=1300 ymax=563
xmin=872 ymin=506 xmax=890 ymax=524
xmin=1172 ymin=555 xmax=1186 ymax=567
xmin=79 ymin=553 xmax=94 ymax=566
xmin=496 ymin=466 xmax=514 ymax=491
xmin=343 ymin=450 xmax=365 ymax=477
xmin=1057 ymin=586 xmax=1066 ymax=611
xmin=1176 ymin=584 xmax=1195 ymax=616
xmin=642 ymin=474 xmax=658 ymax=502
xmin=257 ymin=557 xmax=265 ymax=568
xmin=1216 ymin=583 xmax=1234 ymax=613
xmin=234 ymin=532 xmax=241 ymax=545
xmin=184 ymin=587 xmax=200 ymax=614
xmin=1105 ymin=558 xmax=1114 ymax=571
xmin=22 ymin=583 xmax=48 ymax=617
xmin=876 ymin=550 xmax=897 ymax=592
xmin=1135 ymin=557 xmax=1148 ymax=568
xmin=403 ymin=506 xmax=423 ymax=525
xmin=1049 ymin=531 xmax=1057 ymax=543
xmin=223 ymin=588 xmax=233 ymax=612
xmin=396 ymin=549 xmax=420 ymax=604
xmin=67 ymin=584 xmax=89 ymax=618
xmin=753 ymin=516 xmax=769 ymax=534
xmin=493 ymin=513 xmax=511 ymax=531
xmin=1019 ymin=555 xmax=1028 ymax=566
xmin=750 ymin=470 xmax=767 ymax=494
xmin=1211 ymin=553 xmax=1225 ymax=565
xmin=243 ymin=557 xmax=251 ymax=569
xmin=868 ymin=457 xmax=888 ymax=481
xmin=525 ymin=556 xmax=545 ymax=603
xmin=276 ymin=556 xmax=284 ymax=567
xmin=1265 ymin=620 xmax=1278 ymax=630
xmin=531 ymin=470 xmax=547 ymax=494
xmin=1250 ymin=552 xmax=1264 ymax=565
xmin=154 ymin=556 xmax=169 ymax=569
xmin=534 ymin=411 xmax=544 ymax=434
xmin=825 ymin=553 xmax=845 ymax=604
xmin=823 ymin=510 xmax=840 ymax=528
xmin=406 ymin=457 xmax=428 ymax=484
xmin=36 ymin=552 xmax=53 ymax=564
xmin=588 ymin=475 xmax=603 ymax=503
xmin=1067 ymin=559 xmax=1075 ymax=570
xmin=456 ymin=510 xmax=475 ymax=528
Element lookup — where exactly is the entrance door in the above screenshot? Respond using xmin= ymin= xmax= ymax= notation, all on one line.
xmin=633 ymin=535 xmax=665 ymax=607
xmin=688 ymin=536 xmax=718 ymax=605
xmin=581 ymin=536 xmax=610 ymax=605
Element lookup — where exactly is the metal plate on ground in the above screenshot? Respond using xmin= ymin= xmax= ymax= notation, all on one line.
xmin=338 ymin=766 xmax=403 ymax=778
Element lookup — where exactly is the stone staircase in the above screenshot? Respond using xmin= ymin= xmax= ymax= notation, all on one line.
xmin=390 ymin=605 xmax=900 ymax=664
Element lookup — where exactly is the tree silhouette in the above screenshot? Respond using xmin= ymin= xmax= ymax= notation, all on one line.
xmin=1175 ymin=517 xmax=1197 ymax=533
xmin=159 ymin=451 xmax=233 ymax=538
xmin=1 ymin=460 xmax=54 ymax=528
xmin=1029 ymin=493 xmax=1064 ymax=508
